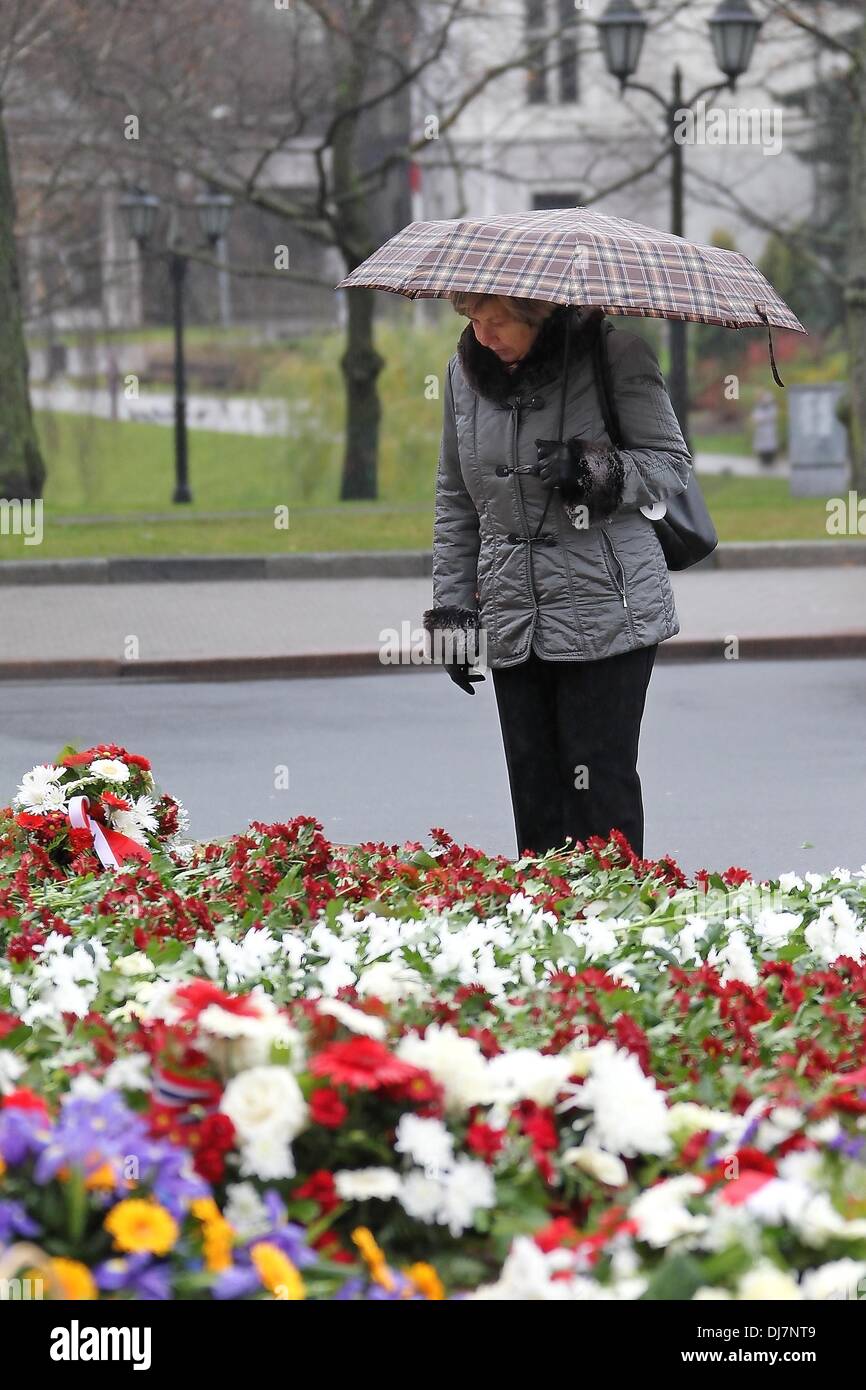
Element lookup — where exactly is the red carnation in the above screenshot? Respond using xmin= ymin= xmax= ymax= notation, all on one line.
xmin=294 ymin=1170 xmax=339 ymax=1213
xmin=310 ymin=1087 xmax=348 ymax=1128
xmin=465 ymin=1121 xmax=507 ymax=1163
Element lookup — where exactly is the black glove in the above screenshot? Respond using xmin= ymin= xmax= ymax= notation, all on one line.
xmin=445 ymin=662 xmax=486 ymax=695
xmin=534 ymin=437 xmax=585 ymax=498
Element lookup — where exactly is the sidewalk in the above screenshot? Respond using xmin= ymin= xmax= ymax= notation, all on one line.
xmin=1 ymin=565 xmax=865 ymax=678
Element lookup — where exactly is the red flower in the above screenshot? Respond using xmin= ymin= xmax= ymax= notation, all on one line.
xmin=717 ymin=1169 xmax=774 ymax=1206
xmin=310 ymin=1087 xmax=348 ymax=1128
xmin=310 ymin=1036 xmax=422 ymax=1092
xmin=102 ymin=792 xmax=131 ymax=811
xmin=534 ymin=1216 xmax=580 ymax=1253
xmin=313 ymin=1231 xmax=354 ymax=1264
xmin=2 ymin=1088 xmax=50 ymax=1115
xmin=173 ymin=980 xmax=262 ymax=1023
xmin=465 ymin=1121 xmax=507 ymax=1162
xmin=294 ymin=1170 xmax=339 ymax=1213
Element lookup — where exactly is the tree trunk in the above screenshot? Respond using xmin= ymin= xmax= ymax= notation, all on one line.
xmin=339 ymin=283 xmax=385 ymax=500
xmin=0 ymin=99 xmax=46 ymax=499
xmin=845 ymin=17 xmax=866 ymax=494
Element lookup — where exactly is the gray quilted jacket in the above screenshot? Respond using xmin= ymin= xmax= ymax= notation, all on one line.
xmin=422 ymin=305 xmax=693 ymax=668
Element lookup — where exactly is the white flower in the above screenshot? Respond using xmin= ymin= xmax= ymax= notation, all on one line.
xmin=399 ymin=1171 xmax=445 ymax=1224
xmin=805 ymin=897 xmax=866 ymax=965
xmin=736 ymin=1261 xmax=803 ymax=1300
xmin=196 ymin=998 xmax=303 ymax=1077
xmin=103 ymin=1054 xmax=151 ymax=1092
xmin=224 ymin=1183 xmax=271 ymax=1241
xmin=396 ymin=1024 xmax=492 ymax=1112
xmin=356 ymin=960 xmax=426 ymax=1004
xmin=88 ymin=758 xmax=130 ymax=783
xmin=237 ymin=1129 xmax=296 ymax=1181
xmin=394 ymin=1114 xmax=455 ymax=1175
xmin=114 ymin=952 xmax=154 ymax=977
xmin=629 ymin=1175 xmax=708 ymax=1248
xmin=334 ymin=1168 xmax=402 ymax=1202
xmin=753 ymin=908 xmax=802 ymax=949
xmin=13 ymin=764 xmax=67 ymax=814
xmin=220 ymin=1065 xmax=308 ymax=1150
xmin=667 ymin=1102 xmax=734 ymax=1143
xmin=799 ymin=1259 xmax=866 ymax=1301
xmin=465 ymin=1238 xmax=560 ymax=1300
xmin=711 ymin=929 xmax=758 ymax=987
xmin=486 ymin=1048 xmax=574 ymax=1108
xmin=778 ymin=872 xmax=805 ymax=893
xmin=576 ymin=1041 xmax=673 ymax=1158
xmin=109 ymin=795 xmax=159 ymax=846
xmin=436 ymin=1157 xmax=497 ymax=1237
xmin=692 ymin=1286 xmax=734 ymax=1300
xmin=317 ymin=998 xmax=386 ymax=1039
xmin=561 ymin=1146 xmax=628 ymax=1187
xmin=0 ymin=1052 xmax=26 ymax=1094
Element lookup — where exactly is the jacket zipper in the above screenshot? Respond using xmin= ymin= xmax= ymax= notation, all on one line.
xmin=601 ymin=528 xmax=628 ymax=608
xmin=510 ymin=399 xmax=542 ymax=613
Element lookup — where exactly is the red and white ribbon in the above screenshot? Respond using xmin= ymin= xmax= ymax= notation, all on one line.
xmin=67 ymin=794 xmax=151 ymax=870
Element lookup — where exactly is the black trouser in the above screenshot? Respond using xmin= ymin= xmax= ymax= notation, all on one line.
xmin=490 ymin=642 xmax=657 ymax=859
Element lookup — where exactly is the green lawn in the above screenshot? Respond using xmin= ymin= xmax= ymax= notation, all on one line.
xmin=3 ymin=316 xmax=853 ymax=560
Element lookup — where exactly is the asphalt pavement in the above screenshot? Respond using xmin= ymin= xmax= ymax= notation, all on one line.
xmin=1 ymin=661 xmax=864 ymax=882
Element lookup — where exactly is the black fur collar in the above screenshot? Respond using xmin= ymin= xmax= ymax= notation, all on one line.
xmin=456 ymin=303 xmax=603 ymax=404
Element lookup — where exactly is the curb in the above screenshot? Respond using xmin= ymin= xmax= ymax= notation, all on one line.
xmin=1 ymin=633 xmax=865 ymax=681
xmin=0 ymin=540 xmax=865 ymax=585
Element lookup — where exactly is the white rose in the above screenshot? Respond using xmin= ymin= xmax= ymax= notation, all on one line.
xmin=220 ymin=1065 xmax=308 ymax=1146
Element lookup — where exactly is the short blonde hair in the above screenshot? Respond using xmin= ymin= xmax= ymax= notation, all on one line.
xmin=449 ymin=292 xmax=557 ymax=328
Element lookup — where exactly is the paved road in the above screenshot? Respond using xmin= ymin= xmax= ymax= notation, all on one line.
xmin=1 ymin=568 xmax=864 ymax=666
xmin=1 ymin=661 xmax=863 ymax=882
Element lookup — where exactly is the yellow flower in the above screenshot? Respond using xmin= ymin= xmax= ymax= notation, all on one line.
xmin=50 ymin=1258 xmax=97 ymax=1300
xmin=403 ymin=1262 xmax=445 ymax=1300
xmin=104 ymin=1198 xmax=179 ymax=1256
xmin=249 ymin=1242 xmax=306 ymax=1300
xmin=84 ymin=1162 xmax=117 ymax=1191
xmin=191 ymin=1199 xmax=235 ymax=1274
xmin=0 ymin=1155 xmax=6 ymax=1180
xmin=191 ymin=1197 xmax=221 ymax=1224
xmin=351 ymin=1226 xmax=396 ymax=1292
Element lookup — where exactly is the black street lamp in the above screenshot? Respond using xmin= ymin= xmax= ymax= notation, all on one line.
xmin=596 ymin=0 xmax=763 ymax=454
xmin=119 ymin=185 xmax=233 ymax=503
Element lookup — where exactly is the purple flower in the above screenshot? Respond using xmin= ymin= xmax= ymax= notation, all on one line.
xmin=0 ymin=1107 xmax=49 ymax=1166
xmin=0 ymin=1199 xmax=41 ymax=1243
xmin=94 ymin=1253 xmax=171 ymax=1300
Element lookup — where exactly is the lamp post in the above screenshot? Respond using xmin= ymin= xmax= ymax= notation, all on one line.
xmin=595 ymin=0 xmax=763 ymax=454
xmin=119 ymin=186 xmax=233 ymax=503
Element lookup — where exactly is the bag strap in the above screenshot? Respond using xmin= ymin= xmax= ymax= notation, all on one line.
xmin=591 ymin=318 xmax=624 ymax=448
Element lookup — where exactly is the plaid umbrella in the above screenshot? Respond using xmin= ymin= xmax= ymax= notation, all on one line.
xmin=336 ymin=206 xmax=806 ymax=385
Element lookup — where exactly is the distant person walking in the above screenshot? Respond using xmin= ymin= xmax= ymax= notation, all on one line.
xmin=751 ymin=390 xmax=779 ymax=468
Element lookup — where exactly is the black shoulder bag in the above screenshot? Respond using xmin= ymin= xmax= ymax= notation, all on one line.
xmin=591 ymin=319 xmax=719 ymax=571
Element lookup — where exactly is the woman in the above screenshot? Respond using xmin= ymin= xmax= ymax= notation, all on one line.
xmin=422 ymin=293 xmax=692 ymax=860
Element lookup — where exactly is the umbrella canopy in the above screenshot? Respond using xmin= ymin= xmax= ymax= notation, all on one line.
xmin=336 ymin=206 xmax=805 ymax=336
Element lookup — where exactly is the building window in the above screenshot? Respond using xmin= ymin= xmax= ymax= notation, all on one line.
xmin=525 ymin=0 xmax=580 ymax=106
xmin=532 ymin=192 xmax=581 ymax=210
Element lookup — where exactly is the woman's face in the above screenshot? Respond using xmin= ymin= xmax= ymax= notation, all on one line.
xmin=468 ymin=301 xmax=540 ymax=364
